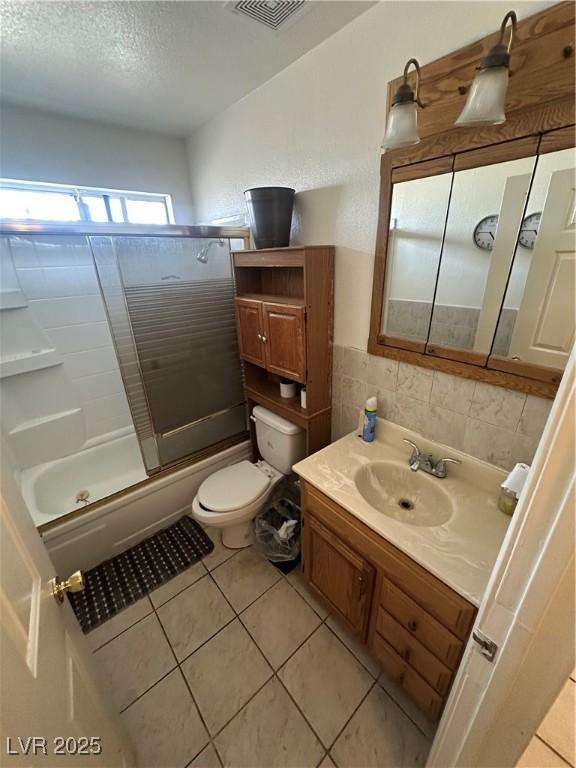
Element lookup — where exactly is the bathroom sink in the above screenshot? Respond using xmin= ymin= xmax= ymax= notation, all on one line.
xmin=354 ymin=461 xmax=455 ymax=527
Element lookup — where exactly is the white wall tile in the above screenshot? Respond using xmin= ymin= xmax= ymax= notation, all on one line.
xmin=518 ymin=395 xmax=553 ymax=439
xmin=29 ymin=296 xmax=106 ymax=327
xmin=511 ymin=432 xmax=540 ymax=468
xmin=469 ymin=382 xmax=526 ymax=431
xmin=34 ymin=236 xmax=92 ymax=266
xmin=397 ymin=362 xmax=433 ymax=402
xmin=343 ymin=347 xmax=367 ymax=380
xmin=424 ymin=404 xmax=467 ymax=452
xmin=83 ymin=393 xmax=132 ymax=437
xmin=46 ymin=322 xmax=113 ymax=354
xmin=48 ymin=265 xmax=100 ymax=297
xmin=390 ymin=392 xmax=429 ymax=435
xmin=74 ymin=370 xmax=125 ymax=403
xmin=13 ymin=267 xmax=47 ymax=299
xmin=333 ymin=345 xmax=555 ymax=471
xmin=5 ymin=234 xmax=133 ymax=446
xmin=430 ymin=371 xmax=475 ymax=415
xmin=366 ymin=355 xmax=398 ymax=391
xmin=462 ymin=418 xmax=514 ymax=469
xmin=62 ymin=347 xmax=120 ymax=378
xmin=8 ymin=236 xmax=40 ymax=267
xmin=341 ymin=376 xmax=366 ymax=411
xmin=375 ymin=388 xmax=395 ymax=420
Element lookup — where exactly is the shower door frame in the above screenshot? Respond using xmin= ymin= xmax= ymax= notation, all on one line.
xmin=0 ymin=219 xmax=252 ymax=486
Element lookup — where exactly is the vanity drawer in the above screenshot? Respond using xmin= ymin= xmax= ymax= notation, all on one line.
xmin=372 ymin=633 xmax=444 ymax=722
xmin=380 ymin=579 xmax=463 ymax=669
xmin=304 ymin=483 xmax=476 ymax=639
xmin=376 ymin=607 xmax=453 ymax=695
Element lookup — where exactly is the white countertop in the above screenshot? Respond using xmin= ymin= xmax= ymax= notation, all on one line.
xmin=293 ymin=418 xmax=511 ymax=606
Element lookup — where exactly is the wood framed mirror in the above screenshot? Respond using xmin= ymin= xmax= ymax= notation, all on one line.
xmin=368 ymin=2 xmax=575 ymax=399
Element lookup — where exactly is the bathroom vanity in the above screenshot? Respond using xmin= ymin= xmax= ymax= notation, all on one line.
xmin=293 ymin=420 xmax=510 ymax=721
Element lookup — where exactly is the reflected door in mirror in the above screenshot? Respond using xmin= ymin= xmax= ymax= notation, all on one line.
xmin=494 ymin=147 xmax=576 ymax=370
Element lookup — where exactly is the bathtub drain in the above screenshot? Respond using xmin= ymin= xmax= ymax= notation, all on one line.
xmin=76 ymin=490 xmax=90 ymax=505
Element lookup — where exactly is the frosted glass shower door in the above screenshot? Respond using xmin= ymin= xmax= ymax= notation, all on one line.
xmin=90 ymin=235 xmax=246 ymax=472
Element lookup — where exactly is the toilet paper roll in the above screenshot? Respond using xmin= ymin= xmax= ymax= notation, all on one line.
xmin=501 ymin=462 xmax=530 ymax=498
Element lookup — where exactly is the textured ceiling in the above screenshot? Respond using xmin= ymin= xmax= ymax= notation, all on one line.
xmin=0 ymin=1 xmax=374 ymax=136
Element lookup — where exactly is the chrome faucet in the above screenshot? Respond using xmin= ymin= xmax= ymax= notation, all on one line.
xmin=402 ymin=439 xmax=461 ymax=479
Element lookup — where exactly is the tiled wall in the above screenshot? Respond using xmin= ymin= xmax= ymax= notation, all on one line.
xmin=8 ymin=235 xmax=133 ymax=440
xmin=387 ymin=299 xmax=517 ymax=355
xmin=331 ymin=345 xmax=553 ymax=471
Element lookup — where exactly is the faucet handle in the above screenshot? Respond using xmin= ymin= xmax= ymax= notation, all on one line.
xmin=434 ymin=456 xmax=461 ymax=477
xmin=402 ymin=438 xmax=420 ymax=456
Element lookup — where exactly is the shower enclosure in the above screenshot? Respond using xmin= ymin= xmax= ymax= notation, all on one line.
xmin=0 ymin=221 xmax=250 ymax=526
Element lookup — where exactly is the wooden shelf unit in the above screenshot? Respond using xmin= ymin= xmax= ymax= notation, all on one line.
xmin=232 ymin=246 xmax=334 ymax=457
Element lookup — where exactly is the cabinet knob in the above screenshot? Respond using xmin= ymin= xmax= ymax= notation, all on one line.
xmin=261 ymin=335 xmax=267 ymax=343
xmin=403 ymin=648 xmax=411 ymax=662
xmin=257 ymin=333 xmax=262 ymax=340
xmin=408 ymin=620 xmax=418 ymax=632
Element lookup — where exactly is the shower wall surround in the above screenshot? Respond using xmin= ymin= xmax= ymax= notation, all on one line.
xmin=332 ymin=345 xmax=552 ymax=470
xmin=1 ymin=234 xmax=132 ymax=470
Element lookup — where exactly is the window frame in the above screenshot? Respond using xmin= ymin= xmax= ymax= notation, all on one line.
xmin=0 ymin=178 xmax=175 ymax=225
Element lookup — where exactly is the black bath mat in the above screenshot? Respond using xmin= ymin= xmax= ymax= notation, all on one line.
xmin=68 ymin=516 xmax=214 ymax=633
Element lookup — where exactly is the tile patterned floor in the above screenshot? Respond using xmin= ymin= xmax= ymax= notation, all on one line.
xmin=517 ymin=671 xmax=575 ymax=768
xmin=90 ymin=525 xmax=434 ymax=768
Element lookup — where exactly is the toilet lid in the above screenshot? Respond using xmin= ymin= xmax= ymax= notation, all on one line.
xmin=198 ymin=461 xmax=271 ymax=512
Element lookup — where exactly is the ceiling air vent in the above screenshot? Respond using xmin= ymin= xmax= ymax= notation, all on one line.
xmin=233 ymin=1 xmax=307 ymax=31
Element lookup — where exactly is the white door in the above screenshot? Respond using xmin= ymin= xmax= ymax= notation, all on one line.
xmin=0 ymin=454 xmax=135 ymax=767
xmin=473 ymin=172 xmax=532 ymax=354
xmin=509 ymin=167 xmax=576 ymax=367
xmin=427 ymin=347 xmax=575 ymax=767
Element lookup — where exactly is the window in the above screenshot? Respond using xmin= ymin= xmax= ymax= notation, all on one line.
xmin=0 ymin=179 xmax=175 ymax=225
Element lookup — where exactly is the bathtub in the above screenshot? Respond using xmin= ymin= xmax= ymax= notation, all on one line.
xmin=21 ymin=431 xmax=251 ymax=575
xmin=22 ymin=430 xmax=148 ymax=526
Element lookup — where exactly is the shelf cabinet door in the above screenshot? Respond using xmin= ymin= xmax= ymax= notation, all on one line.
xmin=261 ymin=301 xmax=306 ymax=383
xmin=303 ymin=515 xmax=375 ymax=639
xmin=235 ymin=298 xmax=265 ymax=367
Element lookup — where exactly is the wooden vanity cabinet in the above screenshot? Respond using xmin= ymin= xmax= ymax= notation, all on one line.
xmin=303 ymin=515 xmax=374 ymax=638
xmin=235 ymin=298 xmax=267 ymax=367
xmin=235 ymin=296 xmax=306 ymax=380
xmin=300 ymin=480 xmax=477 ymax=722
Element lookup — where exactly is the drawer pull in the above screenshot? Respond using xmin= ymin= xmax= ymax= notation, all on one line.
xmin=403 ymin=648 xmax=411 ymax=662
xmin=408 ymin=619 xmax=418 ymax=632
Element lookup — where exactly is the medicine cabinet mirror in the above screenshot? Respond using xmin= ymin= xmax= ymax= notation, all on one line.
xmin=369 ymin=2 xmax=575 ymax=399
xmin=376 ymin=142 xmax=575 ymax=390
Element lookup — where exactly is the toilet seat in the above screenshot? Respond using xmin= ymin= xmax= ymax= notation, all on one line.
xmin=198 ymin=460 xmax=271 ymax=513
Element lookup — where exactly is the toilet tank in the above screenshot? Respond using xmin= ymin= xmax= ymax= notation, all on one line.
xmin=252 ymin=406 xmax=306 ymax=475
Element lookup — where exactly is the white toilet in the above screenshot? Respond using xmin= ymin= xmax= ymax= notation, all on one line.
xmin=191 ymin=406 xmax=306 ymax=548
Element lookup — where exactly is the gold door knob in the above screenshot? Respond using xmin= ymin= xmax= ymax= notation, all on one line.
xmin=51 ymin=570 xmax=84 ymax=604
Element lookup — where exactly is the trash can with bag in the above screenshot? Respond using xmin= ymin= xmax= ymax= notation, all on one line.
xmin=254 ymin=497 xmax=301 ymax=569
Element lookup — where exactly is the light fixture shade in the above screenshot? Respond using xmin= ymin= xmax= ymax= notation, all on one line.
xmin=381 ymin=102 xmax=420 ymax=151
xmin=455 ymin=66 xmax=509 ymax=127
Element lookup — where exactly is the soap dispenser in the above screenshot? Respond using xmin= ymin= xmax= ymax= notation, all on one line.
xmin=361 ymin=396 xmax=377 ymax=442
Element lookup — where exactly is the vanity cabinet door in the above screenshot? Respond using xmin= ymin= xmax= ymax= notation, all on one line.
xmin=261 ymin=301 xmax=306 ymax=383
xmin=235 ymin=298 xmax=266 ymax=367
xmin=303 ymin=515 xmax=375 ymax=639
